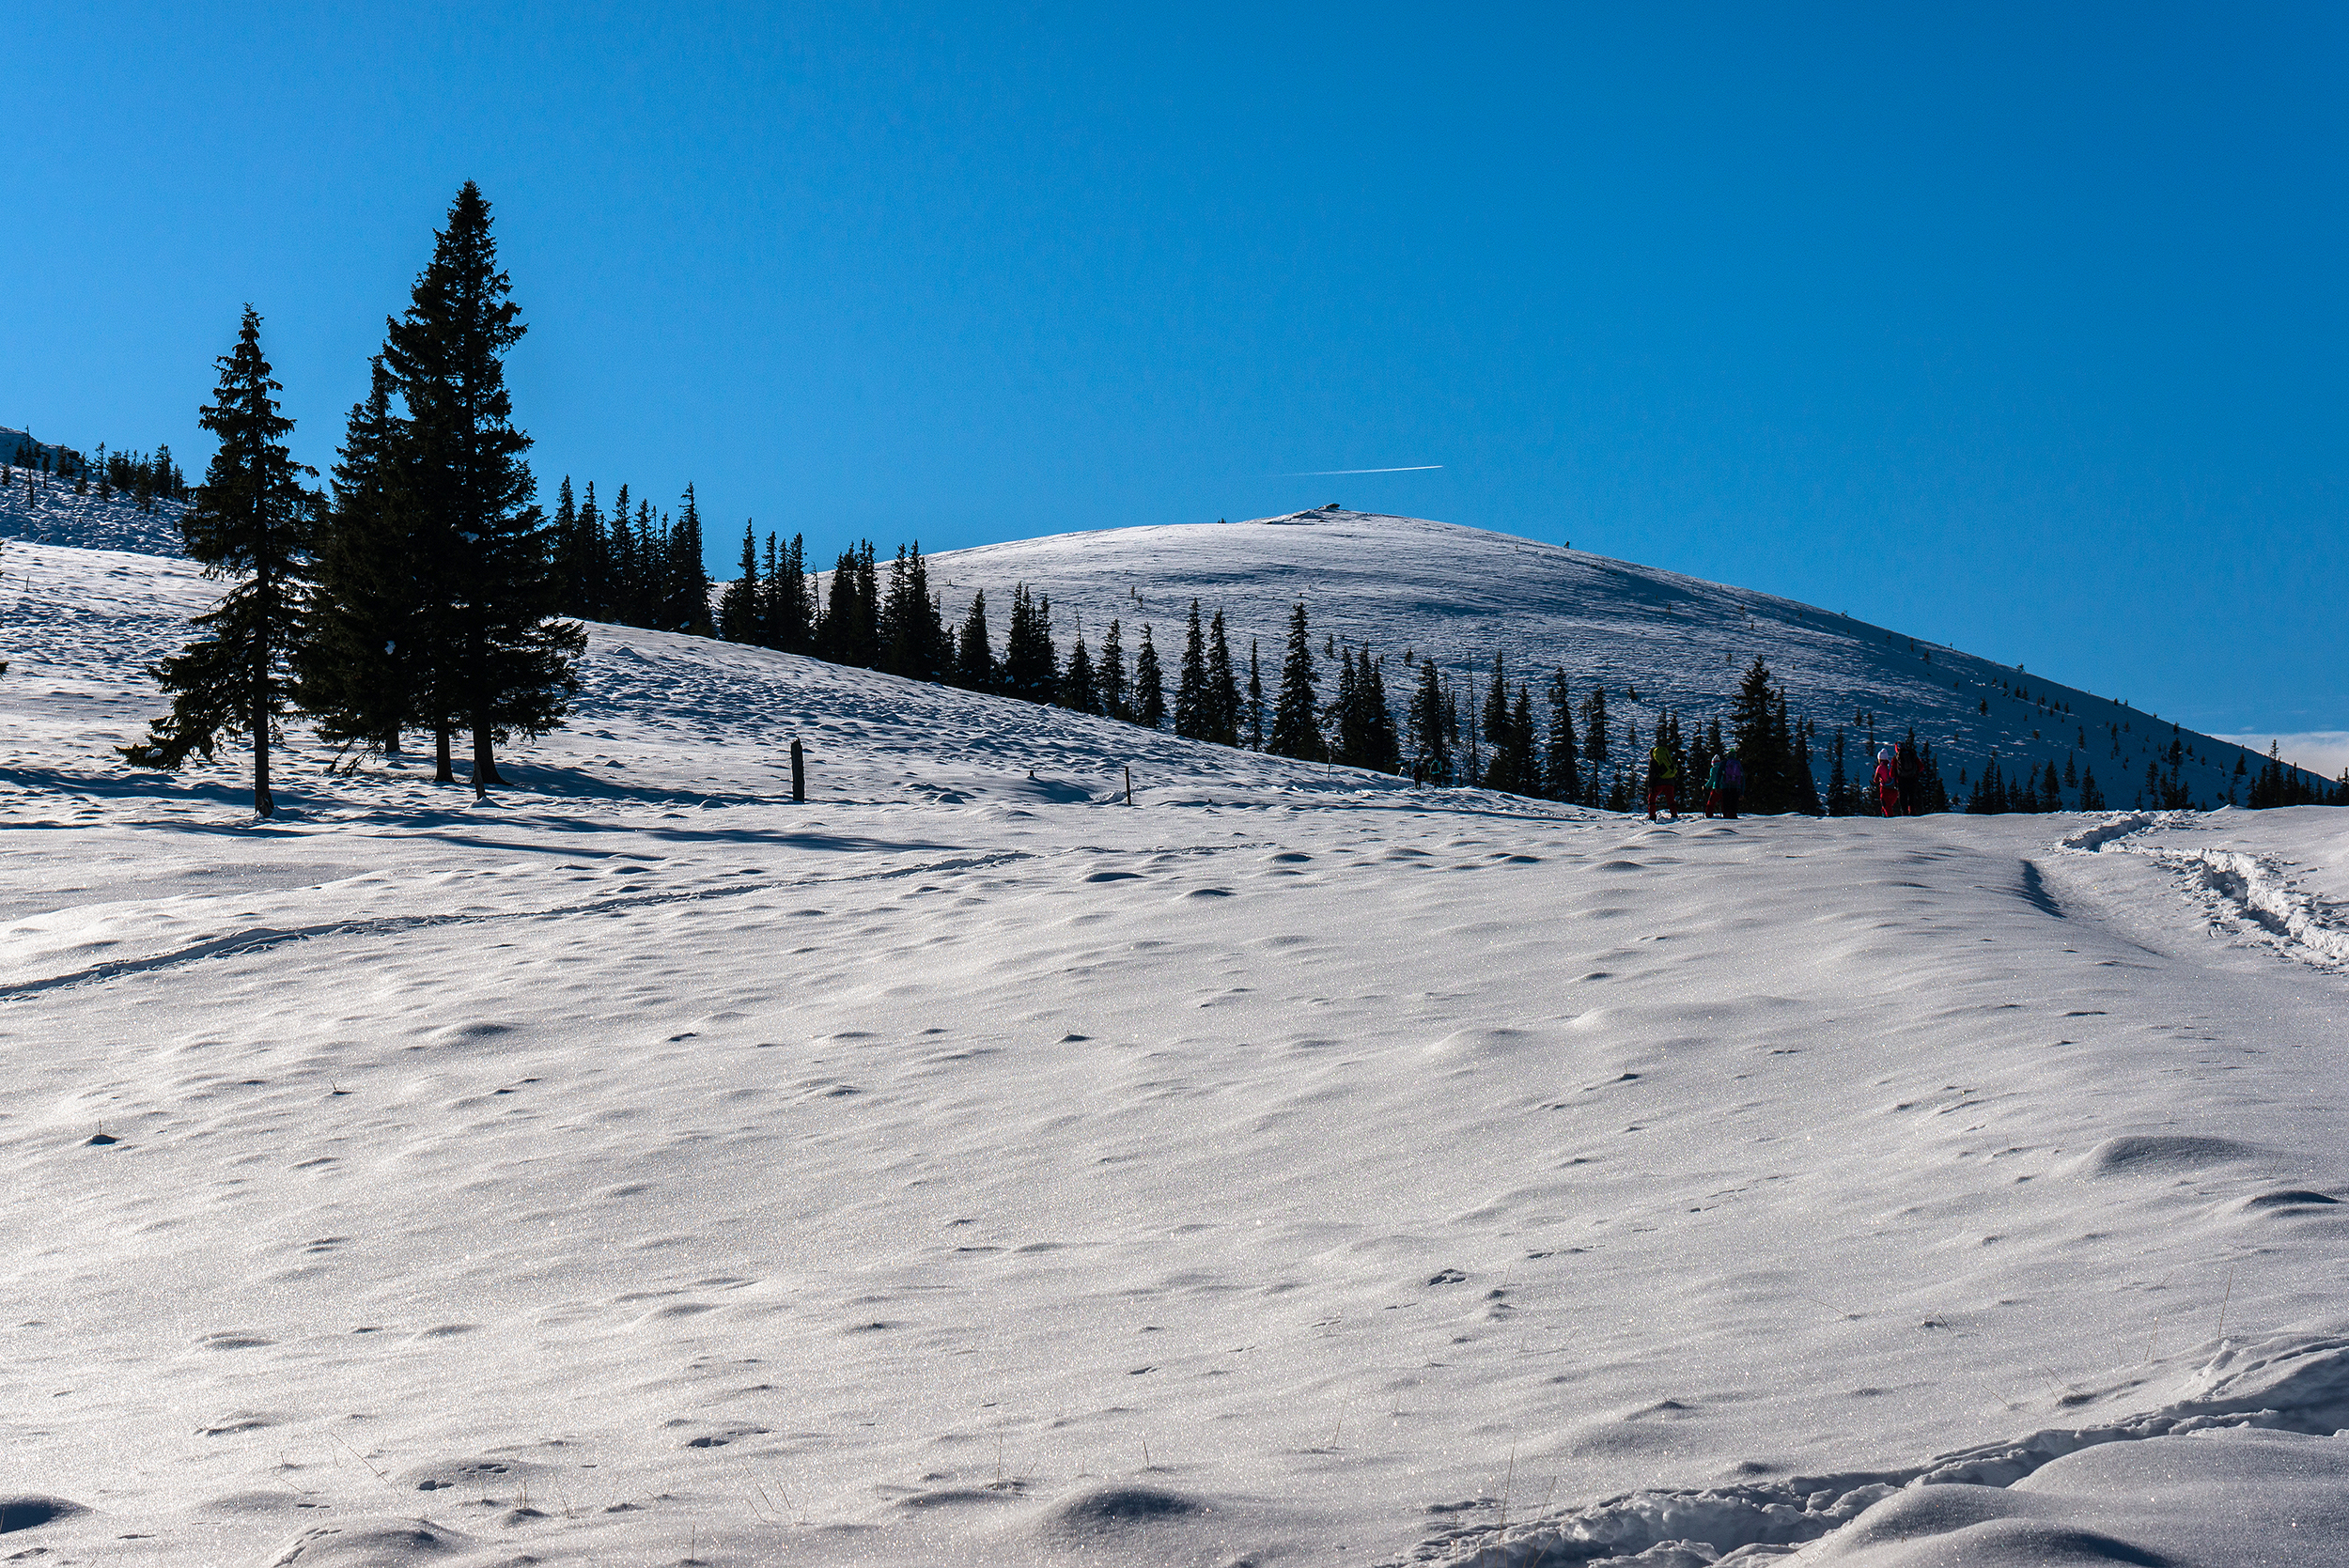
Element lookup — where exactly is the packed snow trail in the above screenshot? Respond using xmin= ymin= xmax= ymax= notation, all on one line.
xmin=1 ymin=540 xmax=2344 ymax=1568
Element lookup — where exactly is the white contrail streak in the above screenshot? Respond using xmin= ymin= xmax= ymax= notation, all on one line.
xmin=1274 ymin=464 xmax=1444 ymax=476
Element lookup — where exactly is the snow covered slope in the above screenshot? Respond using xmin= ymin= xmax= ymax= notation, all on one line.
xmin=929 ymin=509 xmax=2312 ymax=808
xmin=3 ymin=539 xmax=2348 ymax=1568
xmin=0 ymin=458 xmax=186 ymax=556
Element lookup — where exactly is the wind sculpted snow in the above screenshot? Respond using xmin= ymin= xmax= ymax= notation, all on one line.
xmin=2 ymin=538 xmax=2345 ymax=1567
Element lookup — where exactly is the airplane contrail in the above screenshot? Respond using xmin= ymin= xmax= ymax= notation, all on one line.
xmin=1275 ymin=464 xmax=1444 ymax=476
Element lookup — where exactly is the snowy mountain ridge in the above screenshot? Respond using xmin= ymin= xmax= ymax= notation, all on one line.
xmin=5 ymin=473 xmax=2328 ymax=807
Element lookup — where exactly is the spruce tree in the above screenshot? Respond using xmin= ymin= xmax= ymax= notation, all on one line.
xmin=1245 ymin=639 xmax=1265 ymax=751
xmin=382 ymin=182 xmax=581 ymax=793
xmin=1060 ymin=625 xmax=1097 ymax=714
xmin=123 ymin=306 xmax=316 ymax=816
xmin=1206 ymin=610 xmax=1240 ymax=745
xmin=1542 ymin=667 xmax=1580 ymax=802
xmin=1408 ymin=657 xmax=1450 ymax=784
xmin=1826 ymin=728 xmax=1850 ymax=815
xmin=879 ymin=543 xmax=947 ymax=679
xmin=718 ymin=521 xmax=760 ymax=642
xmin=1174 ymin=598 xmax=1210 ymax=738
xmin=667 ymin=485 xmax=713 ymax=635
xmin=1360 ymin=650 xmax=1400 ymax=773
xmin=300 ymin=354 xmax=425 ymax=762
xmin=953 ymin=590 xmax=996 ymax=691
xmin=1508 ymin=684 xmax=1539 ymax=796
xmin=549 ymin=476 xmax=583 ymax=614
xmin=1268 ymin=601 xmax=1322 ymax=760
xmin=768 ymin=533 xmax=813 ymax=652
xmin=573 ymin=480 xmax=606 ymax=619
xmin=1001 ymin=584 xmax=1057 ymax=702
xmin=1477 ymin=654 xmax=1517 ymax=792
xmin=1250 ymin=638 xmax=1268 ymax=755
xmin=1098 ymin=618 xmax=1129 ymax=720
xmin=1133 ymin=624 xmax=1166 ymax=728
xmin=821 ymin=548 xmax=863 ymax=664
xmin=1582 ymin=686 xmax=1610 ymax=770
xmin=1731 ymin=658 xmax=1783 ymax=812
xmin=1330 ymin=646 xmax=1361 ymax=766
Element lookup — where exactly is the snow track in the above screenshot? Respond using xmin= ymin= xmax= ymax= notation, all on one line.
xmin=1413 ymin=1332 xmax=2349 ymax=1564
xmin=2058 ymin=810 xmax=2349 ymax=970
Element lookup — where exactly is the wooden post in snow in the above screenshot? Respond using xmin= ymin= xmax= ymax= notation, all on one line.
xmin=790 ymin=738 xmax=805 ymax=802
xmin=1125 ymin=766 xmax=1133 ymax=805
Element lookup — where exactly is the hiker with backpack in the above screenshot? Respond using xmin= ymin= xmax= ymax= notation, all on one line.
xmin=1646 ymin=740 xmax=1682 ymax=821
xmin=1704 ymin=749 xmax=1743 ymax=818
xmin=1874 ymin=746 xmax=1901 ymax=817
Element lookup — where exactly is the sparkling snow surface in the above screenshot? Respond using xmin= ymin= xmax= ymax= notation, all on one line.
xmin=2 ymin=539 xmax=2346 ymax=1568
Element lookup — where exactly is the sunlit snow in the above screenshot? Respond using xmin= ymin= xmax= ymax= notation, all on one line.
xmin=2 ymin=536 xmax=2344 ymax=1567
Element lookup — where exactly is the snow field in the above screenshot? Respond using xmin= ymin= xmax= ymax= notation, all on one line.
xmin=0 ymin=539 xmax=2345 ymax=1568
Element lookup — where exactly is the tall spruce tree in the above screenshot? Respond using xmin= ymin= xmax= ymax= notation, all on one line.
xmin=300 ymin=354 xmax=423 ymax=762
xmin=1478 ymin=654 xmax=1517 ymax=792
xmin=1245 ymin=639 xmax=1265 ymax=751
xmin=765 ymin=533 xmax=813 ymax=652
xmin=1173 ymin=599 xmax=1210 ymax=739
xmin=718 ymin=521 xmax=760 ymax=642
xmin=1098 ymin=618 xmax=1129 ymax=721
xmin=1508 ymin=685 xmax=1539 ymax=795
xmin=1408 ymin=657 xmax=1451 ymax=784
xmin=1134 ymin=625 xmax=1166 ymax=729
xmin=952 ymin=590 xmax=996 ymax=691
xmin=1268 ymin=601 xmax=1322 ymax=760
xmin=1543 ymin=667 xmax=1580 ymax=802
xmin=382 ymin=182 xmax=581 ymax=794
xmin=1060 ymin=624 xmax=1097 ymax=714
xmin=1731 ymin=658 xmax=1784 ymax=812
xmin=667 ymin=485 xmax=713 ymax=635
xmin=1206 ymin=610 xmax=1240 ymax=745
xmin=1000 ymin=584 xmax=1057 ymax=702
xmin=879 ymin=543 xmax=947 ymax=679
xmin=123 ymin=307 xmax=316 ymax=816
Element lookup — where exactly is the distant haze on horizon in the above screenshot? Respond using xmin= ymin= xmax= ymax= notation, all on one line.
xmin=6 ymin=3 xmax=2342 ymax=738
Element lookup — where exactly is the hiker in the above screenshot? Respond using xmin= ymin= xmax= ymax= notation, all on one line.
xmin=1645 ymin=741 xmax=1681 ymax=821
xmin=1717 ymin=749 xmax=1742 ymax=819
xmin=1896 ymin=737 xmax=1922 ymax=815
xmin=1703 ymin=755 xmax=1726 ymax=817
xmin=1874 ymin=746 xmax=1901 ymax=817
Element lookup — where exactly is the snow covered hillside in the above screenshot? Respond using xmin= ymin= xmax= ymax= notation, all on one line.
xmin=929 ymin=509 xmax=2320 ymax=808
xmin=0 ymin=453 xmax=186 ymax=557
xmin=4 ymin=538 xmax=2348 ymax=1568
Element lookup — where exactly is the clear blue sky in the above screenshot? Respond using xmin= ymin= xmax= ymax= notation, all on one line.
xmin=8 ymin=3 xmax=2342 ymax=737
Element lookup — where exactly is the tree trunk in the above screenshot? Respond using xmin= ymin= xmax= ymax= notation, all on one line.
xmin=472 ymin=715 xmax=503 ymax=798
xmin=435 ymin=723 xmax=455 ymax=783
xmin=252 ymin=660 xmax=273 ymax=818
xmin=383 ymin=725 xmax=401 ymax=757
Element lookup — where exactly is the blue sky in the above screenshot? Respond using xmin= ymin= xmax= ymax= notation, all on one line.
xmin=7 ymin=3 xmax=2342 ymax=739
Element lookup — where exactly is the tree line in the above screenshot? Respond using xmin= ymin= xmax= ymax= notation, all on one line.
xmin=123 ymin=182 xmax=582 ymax=815
xmin=8 ymin=435 xmax=189 ymax=512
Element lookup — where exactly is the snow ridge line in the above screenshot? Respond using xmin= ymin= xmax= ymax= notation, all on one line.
xmin=0 ymin=849 xmax=1037 ymax=999
xmin=1407 ymin=1331 xmax=2349 ymax=1565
